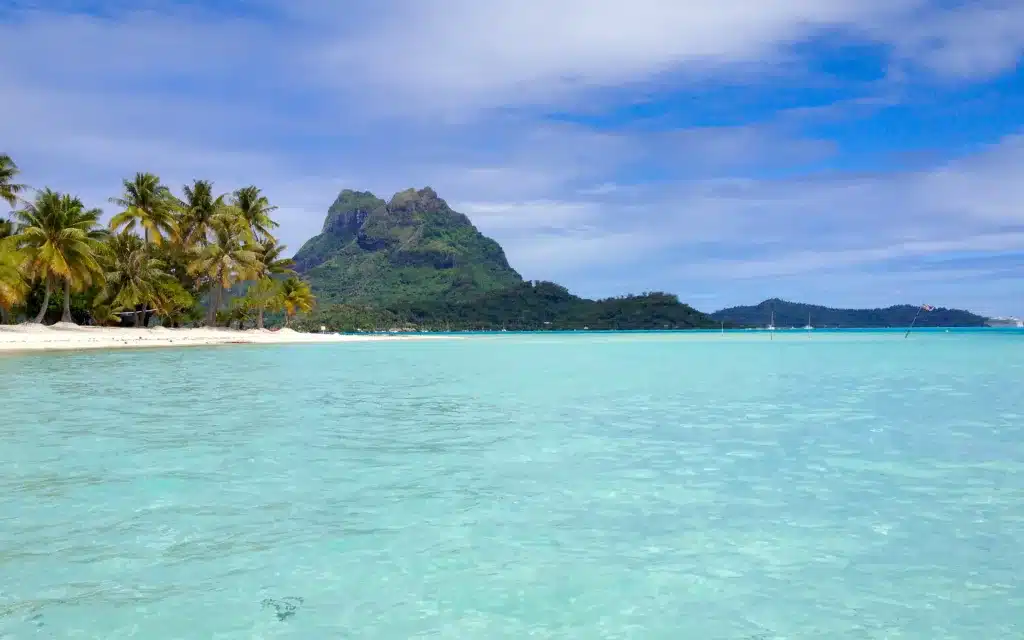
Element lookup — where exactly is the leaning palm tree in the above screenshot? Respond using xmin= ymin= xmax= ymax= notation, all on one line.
xmin=14 ymin=190 xmax=105 ymax=323
xmin=0 ymin=154 xmax=26 ymax=208
xmin=232 ymin=186 xmax=278 ymax=242
xmin=280 ymin=277 xmax=315 ymax=327
xmin=177 ymin=179 xmax=226 ymax=247
xmin=187 ymin=211 xmax=261 ymax=326
xmin=108 ymin=173 xmax=176 ymax=245
xmin=96 ymin=233 xmax=168 ymax=327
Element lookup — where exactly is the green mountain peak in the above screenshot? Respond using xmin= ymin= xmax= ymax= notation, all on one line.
xmin=293 ymin=187 xmax=522 ymax=306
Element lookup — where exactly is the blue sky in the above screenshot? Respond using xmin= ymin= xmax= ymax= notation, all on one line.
xmin=2 ymin=0 xmax=1023 ymax=316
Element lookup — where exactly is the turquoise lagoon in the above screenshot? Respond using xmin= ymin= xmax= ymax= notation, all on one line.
xmin=1 ymin=330 xmax=1022 ymax=638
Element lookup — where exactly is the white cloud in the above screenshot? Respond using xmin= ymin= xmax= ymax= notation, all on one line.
xmin=312 ymin=0 xmax=916 ymax=114
xmin=444 ymin=134 xmax=1024 ymax=290
xmin=677 ymin=233 xmax=1024 ymax=281
xmin=456 ymin=201 xmax=602 ymax=232
xmin=880 ymin=1 xmax=1024 ymax=79
xmin=305 ymin=0 xmax=1024 ymax=117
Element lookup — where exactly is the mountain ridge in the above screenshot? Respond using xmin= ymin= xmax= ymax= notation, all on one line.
xmin=293 ymin=187 xmax=522 ymax=307
xmin=291 ymin=187 xmax=724 ymax=330
xmin=711 ymin=298 xmax=987 ymax=328
xmin=291 ymin=189 xmax=989 ymax=331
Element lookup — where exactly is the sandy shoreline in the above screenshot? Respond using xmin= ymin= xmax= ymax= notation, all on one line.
xmin=0 ymin=323 xmax=447 ymax=354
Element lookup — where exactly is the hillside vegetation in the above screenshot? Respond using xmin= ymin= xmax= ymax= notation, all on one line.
xmin=711 ymin=298 xmax=987 ymax=328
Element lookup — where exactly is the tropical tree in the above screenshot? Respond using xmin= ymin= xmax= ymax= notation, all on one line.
xmin=0 ymin=218 xmax=24 ymax=323
xmin=13 ymin=190 xmax=105 ymax=323
xmin=2 ymin=163 xmax=26 ymax=323
xmin=177 ymin=179 xmax=226 ymax=247
xmin=0 ymin=239 xmax=27 ymax=324
xmin=108 ymin=172 xmax=177 ymax=326
xmin=187 ymin=212 xmax=260 ymax=326
xmin=89 ymin=303 xmax=122 ymax=327
xmin=108 ymin=173 xmax=177 ymax=244
xmin=151 ymin=278 xmax=197 ymax=328
xmin=232 ymin=186 xmax=278 ymax=241
xmin=97 ymin=233 xmax=168 ymax=327
xmin=226 ymin=296 xmax=254 ymax=330
xmin=0 ymin=218 xmax=14 ymax=241
xmin=239 ymin=237 xmax=297 ymax=329
xmin=280 ymin=277 xmax=314 ymax=327
xmin=240 ymin=277 xmax=284 ymax=329
xmin=255 ymin=236 xmax=295 ymax=277
xmin=0 ymin=154 xmax=26 ymax=208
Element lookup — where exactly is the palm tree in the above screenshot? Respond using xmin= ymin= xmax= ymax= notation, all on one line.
xmin=243 ymin=237 xmax=297 ymax=330
xmin=0 ymin=154 xmax=26 ymax=208
xmin=232 ymin=186 xmax=278 ymax=241
xmin=226 ymin=296 xmax=254 ymax=330
xmin=1 ymin=194 xmax=25 ymax=323
xmin=60 ymin=207 xmax=107 ymax=323
xmin=151 ymin=278 xmax=196 ymax=328
xmin=109 ymin=173 xmax=176 ymax=326
xmin=280 ymin=277 xmax=314 ymax=327
xmin=0 ymin=218 xmax=15 ymax=241
xmin=177 ymin=179 xmax=226 ymax=247
xmin=187 ymin=212 xmax=260 ymax=326
xmin=255 ymin=237 xmax=296 ymax=277
xmin=97 ymin=233 xmax=168 ymax=327
xmin=241 ymin=277 xmax=284 ymax=330
xmin=0 ymin=238 xmax=27 ymax=324
xmin=108 ymin=173 xmax=177 ymax=244
xmin=14 ymin=190 xmax=105 ymax=323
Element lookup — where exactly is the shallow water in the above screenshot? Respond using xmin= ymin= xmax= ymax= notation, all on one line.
xmin=2 ymin=332 xmax=1023 ymax=638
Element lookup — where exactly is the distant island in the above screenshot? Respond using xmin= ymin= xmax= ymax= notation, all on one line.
xmin=711 ymin=298 xmax=988 ymax=329
xmin=291 ymin=187 xmax=991 ymax=332
xmin=291 ymin=188 xmax=723 ymax=331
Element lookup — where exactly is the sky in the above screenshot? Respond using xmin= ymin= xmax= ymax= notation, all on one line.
xmin=1 ymin=0 xmax=1023 ymax=317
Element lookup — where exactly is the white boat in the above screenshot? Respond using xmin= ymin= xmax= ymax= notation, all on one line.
xmin=766 ymin=310 xmax=776 ymax=331
xmin=986 ymin=316 xmax=1023 ymax=328
xmin=803 ymin=313 xmax=813 ymax=330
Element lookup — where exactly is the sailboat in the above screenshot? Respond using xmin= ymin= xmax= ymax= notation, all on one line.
xmin=767 ymin=310 xmax=776 ymax=332
xmin=803 ymin=313 xmax=813 ymax=331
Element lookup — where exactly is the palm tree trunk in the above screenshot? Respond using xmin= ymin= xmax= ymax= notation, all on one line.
xmin=0 ymin=306 xmax=8 ymax=325
xmin=61 ymin=278 xmax=74 ymax=324
xmin=207 ymin=281 xmax=221 ymax=327
xmin=257 ymin=306 xmax=265 ymax=330
xmin=33 ymin=278 xmax=51 ymax=323
xmin=140 ymin=227 xmax=150 ymax=328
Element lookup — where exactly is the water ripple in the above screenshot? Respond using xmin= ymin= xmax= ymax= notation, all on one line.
xmin=1 ymin=334 xmax=1023 ymax=638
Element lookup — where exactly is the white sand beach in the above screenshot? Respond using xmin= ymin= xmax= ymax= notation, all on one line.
xmin=0 ymin=323 xmax=444 ymax=354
